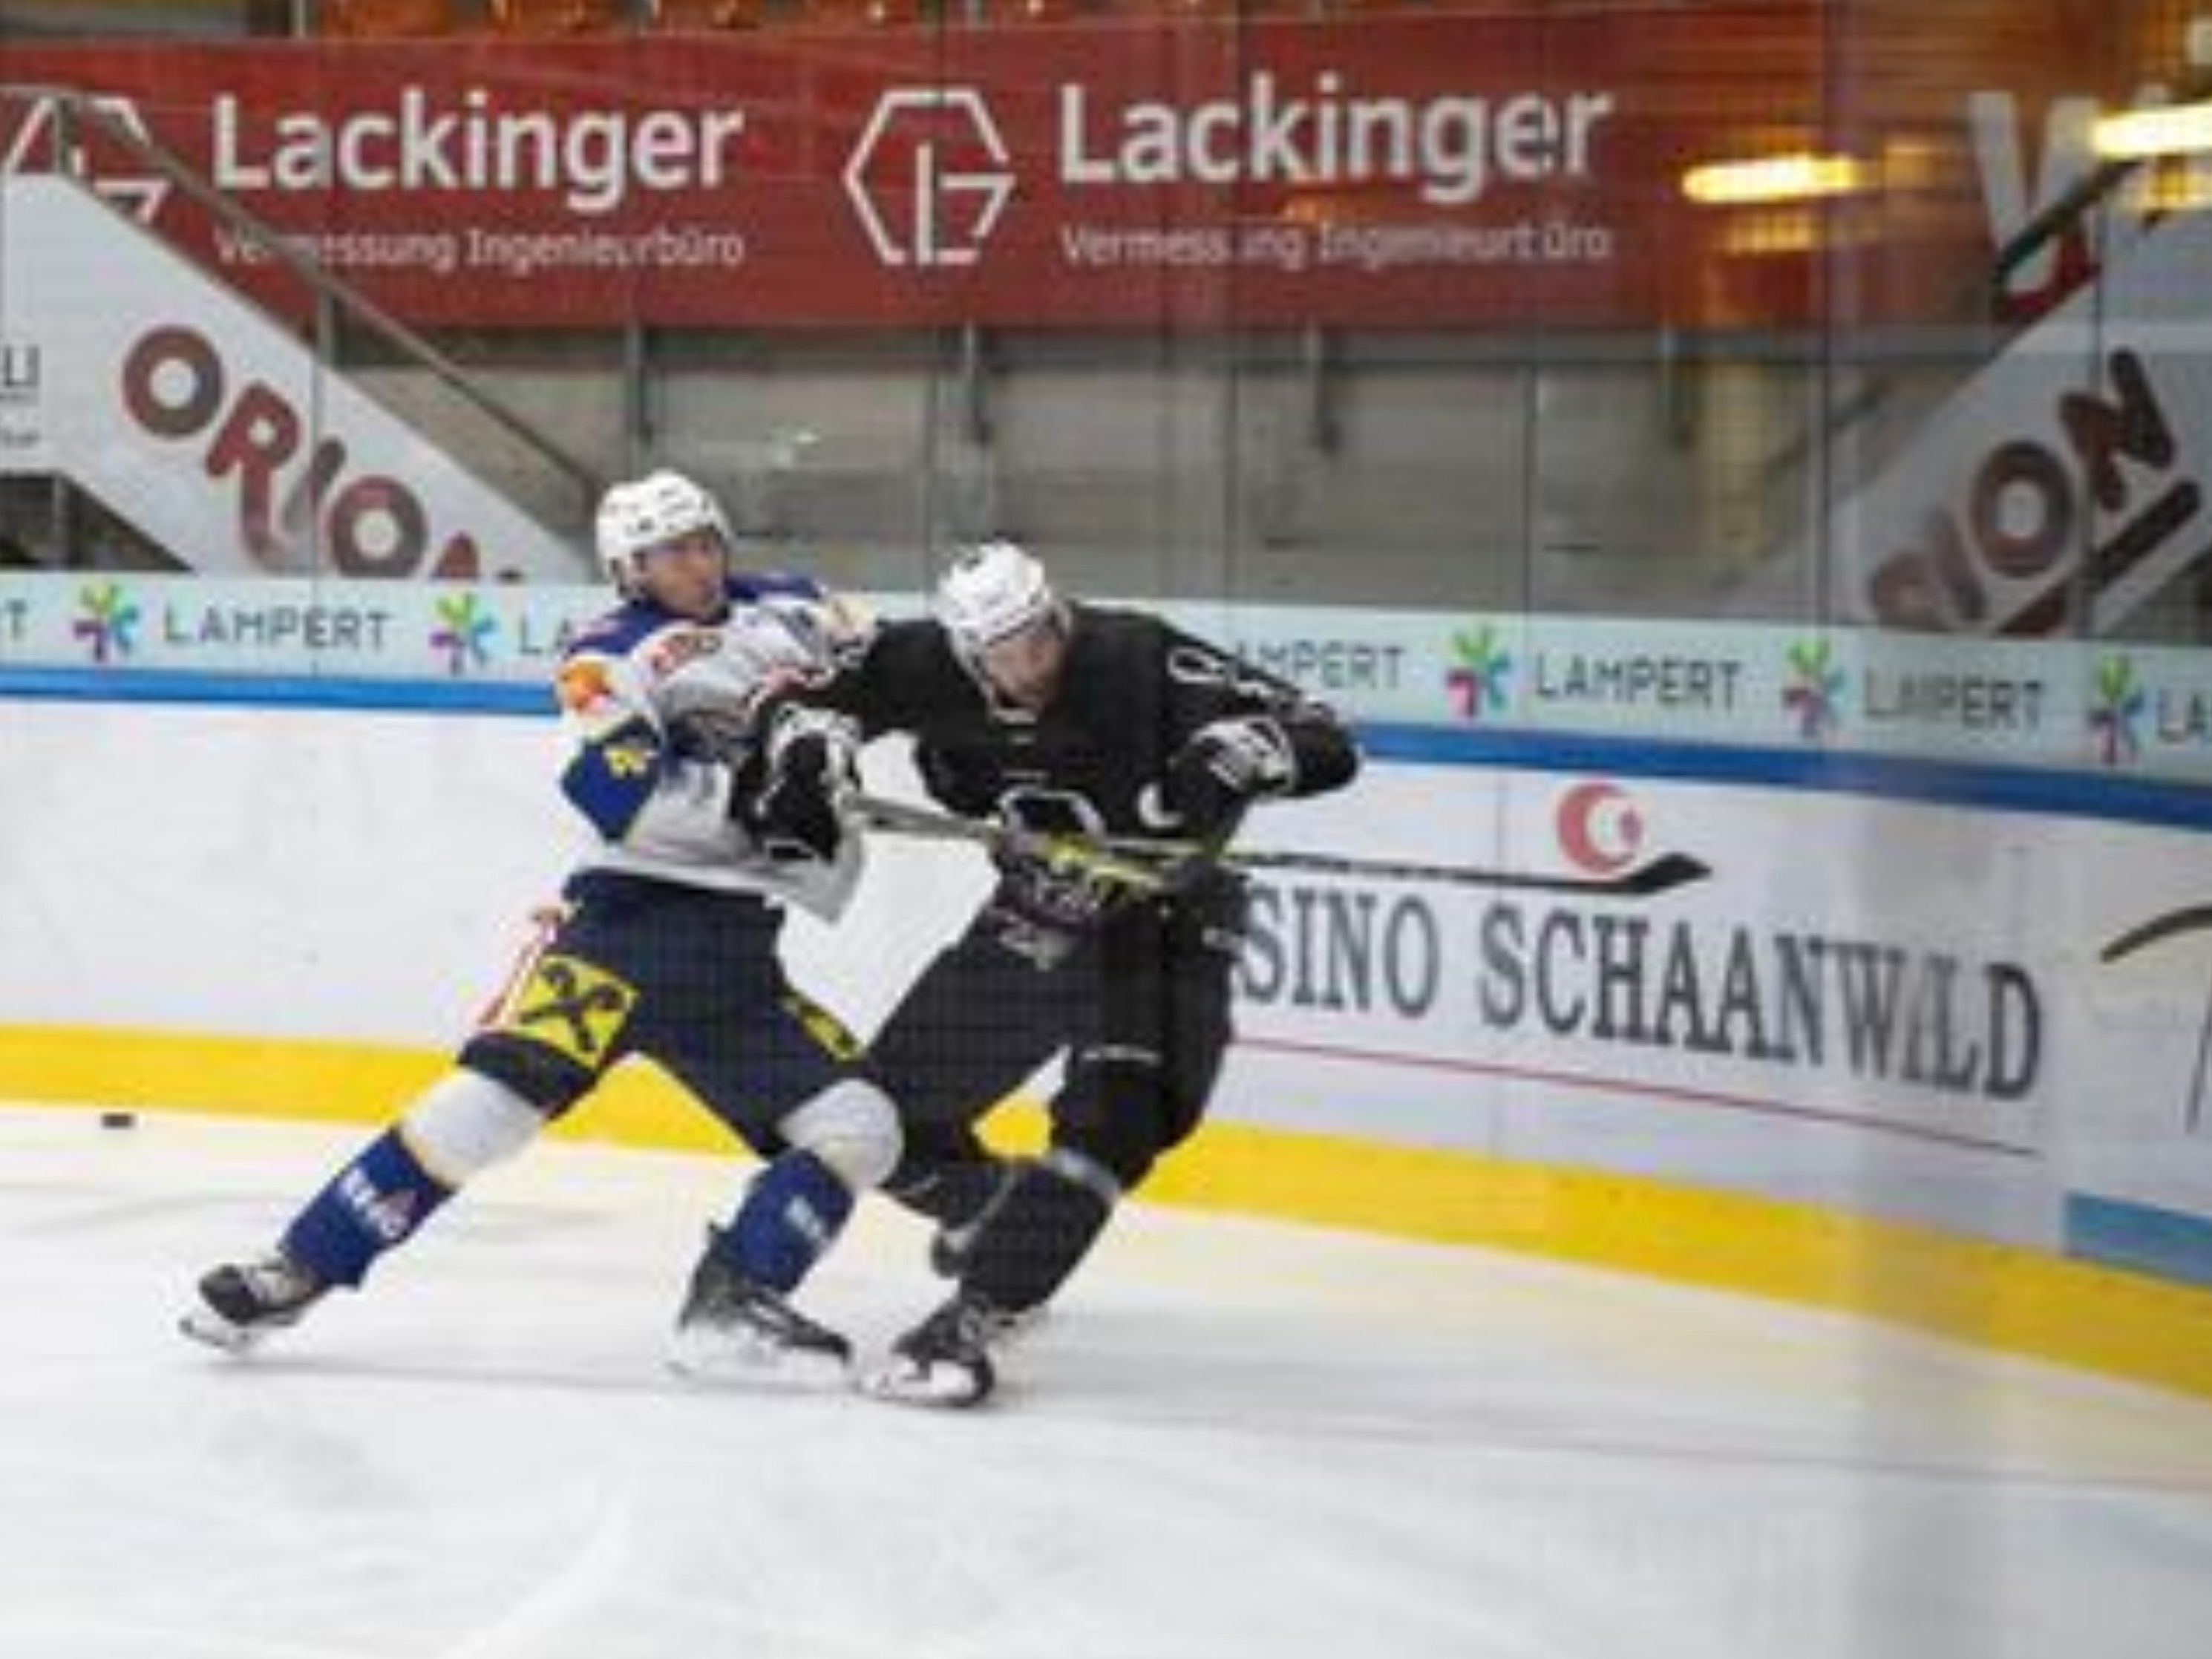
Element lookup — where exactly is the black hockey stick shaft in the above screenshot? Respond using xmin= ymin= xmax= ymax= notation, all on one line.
xmin=848 ymin=793 xmax=1710 ymax=898
xmin=2101 ymin=905 xmax=2212 ymax=963
xmin=1201 ymin=843 xmax=1710 ymax=896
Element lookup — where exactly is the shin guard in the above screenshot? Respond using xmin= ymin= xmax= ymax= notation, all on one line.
xmin=725 ymin=1150 xmax=854 ymax=1293
xmin=961 ymin=1150 xmax=1119 ymax=1315
xmin=280 ymin=1127 xmax=456 ymax=1290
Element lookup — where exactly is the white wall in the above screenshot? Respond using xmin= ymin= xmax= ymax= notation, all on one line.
xmin=5 ymin=694 xmax=2210 ymax=1280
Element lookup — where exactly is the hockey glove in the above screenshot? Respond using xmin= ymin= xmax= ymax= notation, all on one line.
xmin=1165 ymin=717 xmax=1297 ymax=839
xmin=736 ymin=704 xmax=860 ymax=863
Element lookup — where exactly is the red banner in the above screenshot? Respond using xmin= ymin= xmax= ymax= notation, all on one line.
xmin=0 ymin=7 xmax=2141 ymax=330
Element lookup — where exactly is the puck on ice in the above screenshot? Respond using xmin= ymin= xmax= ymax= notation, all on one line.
xmin=99 ymin=1111 xmax=138 ymax=1130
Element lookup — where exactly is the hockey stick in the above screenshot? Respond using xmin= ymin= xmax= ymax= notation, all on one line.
xmin=848 ymin=793 xmax=1711 ymax=899
xmin=847 ymin=792 xmax=1178 ymax=894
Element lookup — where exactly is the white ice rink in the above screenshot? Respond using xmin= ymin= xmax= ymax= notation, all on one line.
xmin=4 ymin=1105 xmax=2211 ymax=1659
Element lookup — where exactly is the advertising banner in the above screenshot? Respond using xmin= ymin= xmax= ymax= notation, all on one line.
xmin=3 ymin=694 xmax=2207 ymax=1285
xmin=0 ymin=3 xmax=2156 ymax=330
xmin=1805 ymin=209 xmax=2212 ymax=638
xmin=6 ymin=574 xmax=2212 ymax=788
xmin=1217 ymin=758 xmax=2212 ymax=1277
xmin=0 ymin=176 xmax=583 ymax=582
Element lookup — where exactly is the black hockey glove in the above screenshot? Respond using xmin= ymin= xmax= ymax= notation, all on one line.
xmin=1165 ymin=717 xmax=1297 ymax=840
xmin=735 ymin=704 xmax=860 ymax=864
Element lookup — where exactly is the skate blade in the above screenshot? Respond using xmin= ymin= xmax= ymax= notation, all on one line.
xmin=666 ymin=1332 xmax=851 ymax=1390
xmin=178 ymin=1305 xmax=269 ymax=1354
xmin=857 ymin=1355 xmax=994 ymax=1409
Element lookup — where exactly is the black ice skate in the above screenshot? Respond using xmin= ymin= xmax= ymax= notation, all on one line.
xmin=861 ymin=1293 xmax=1012 ymax=1408
xmin=668 ymin=1230 xmax=852 ymax=1386
xmin=180 ymin=1251 xmax=327 ymax=1352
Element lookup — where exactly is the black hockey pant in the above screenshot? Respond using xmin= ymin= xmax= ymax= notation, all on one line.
xmin=866 ymin=890 xmax=1237 ymax=1311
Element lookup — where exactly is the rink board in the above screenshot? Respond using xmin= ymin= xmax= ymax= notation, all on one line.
xmin=2 ymin=695 xmax=2211 ymax=1397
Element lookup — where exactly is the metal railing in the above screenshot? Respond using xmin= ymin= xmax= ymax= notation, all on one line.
xmin=0 ymin=81 xmax=605 ymax=517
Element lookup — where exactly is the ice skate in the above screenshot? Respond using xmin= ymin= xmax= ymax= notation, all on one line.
xmin=668 ymin=1233 xmax=852 ymax=1387
xmin=180 ymin=1251 xmax=327 ymax=1352
xmin=861 ymin=1293 xmax=1012 ymax=1408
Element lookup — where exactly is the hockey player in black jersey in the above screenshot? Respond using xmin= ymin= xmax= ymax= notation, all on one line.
xmin=825 ymin=540 xmax=1361 ymax=1405
xmin=183 ymin=469 xmax=899 ymax=1383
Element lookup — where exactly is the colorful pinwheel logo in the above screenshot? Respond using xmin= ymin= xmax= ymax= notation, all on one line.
xmin=2090 ymin=655 xmax=2146 ymax=767
xmin=1445 ymin=625 xmax=1513 ymax=720
xmin=72 ymin=582 xmax=139 ymax=664
xmin=1781 ymin=638 xmax=1844 ymax=741
xmin=431 ymin=592 xmax=497 ymax=675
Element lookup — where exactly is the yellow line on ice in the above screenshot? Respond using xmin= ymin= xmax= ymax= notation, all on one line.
xmin=6 ymin=1021 xmax=2209 ymax=1399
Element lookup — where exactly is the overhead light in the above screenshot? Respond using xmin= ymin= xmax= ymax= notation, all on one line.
xmin=1715 ymin=208 xmax=1819 ymax=256
xmin=2134 ymin=164 xmax=2212 ymax=212
xmin=1681 ymin=152 xmax=1872 ymax=206
xmin=2092 ymin=100 xmax=2212 ymax=160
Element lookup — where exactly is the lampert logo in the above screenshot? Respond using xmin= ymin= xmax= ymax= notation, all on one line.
xmin=842 ymin=88 xmax=1014 ymax=268
xmin=431 ymin=592 xmax=498 ymax=675
xmin=72 ymin=581 xmax=140 ymax=664
xmin=1444 ymin=624 xmax=1513 ymax=721
xmin=1782 ymin=638 xmax=1845 ymax=742
xmin=0 ymin=92 xmax=169 ymax=221
xmin=2089 ymin=654 xmax=2147 ymax=767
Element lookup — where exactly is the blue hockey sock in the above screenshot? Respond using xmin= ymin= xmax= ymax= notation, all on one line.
xmin=281 ymin=1128 xmax=456 ymax=1289
xmin=724 ymin=1151 xmax=854 ymax=1293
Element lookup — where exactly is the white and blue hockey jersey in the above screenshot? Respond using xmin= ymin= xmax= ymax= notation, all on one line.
xmin=552 ymin=574 xmax=870 ymax=919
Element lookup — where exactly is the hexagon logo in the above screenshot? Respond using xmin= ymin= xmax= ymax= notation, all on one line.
xmin=0 ymin=93 xmax=171 ymax=223
xmin=842 ymin=88 xmax=1014 ymax=269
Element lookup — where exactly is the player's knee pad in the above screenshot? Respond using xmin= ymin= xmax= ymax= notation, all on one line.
xmin=398 ymin=1068 xmax=548 ymax=1187
xmin=455 ymin=1030 xmax=596 ymax=1116
xmin=1057 ymin=1045 xmax=1175 ymax=1191
xmin=1037 ymin=1145 xmax=1125 ymax=1209
xmin=775 ymin=1077 xmax=901 ymax=1191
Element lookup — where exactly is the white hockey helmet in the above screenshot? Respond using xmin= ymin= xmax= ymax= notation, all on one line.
xmin=594 ymin=468 xmax=731 ymax=595
xmin=933 ymin=540 xmax=1065 ymax=666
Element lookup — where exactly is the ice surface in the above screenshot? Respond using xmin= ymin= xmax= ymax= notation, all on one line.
xmin=2 ymin=1105 xmax=2209 ymax=1659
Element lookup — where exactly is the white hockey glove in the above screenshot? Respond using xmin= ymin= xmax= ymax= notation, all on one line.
xmin=667 ymin=702 xmax=753 ymax=765
xmin=1166 ymin=717 xmax=1297 ymax=838
xmin=736 ymin=703 xmax=861 ymax=863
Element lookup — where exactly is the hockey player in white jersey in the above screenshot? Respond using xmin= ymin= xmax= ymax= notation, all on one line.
xmin=183 ymin=469 xmax=899 ymax=1382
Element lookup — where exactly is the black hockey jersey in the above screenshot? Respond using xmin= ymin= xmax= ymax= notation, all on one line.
xmin=830 ymin=603 xmax=1358 ymax=843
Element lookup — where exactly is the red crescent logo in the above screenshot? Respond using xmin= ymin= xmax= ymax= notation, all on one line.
xmin=1556 ymin=782 xmax=1643 ymax=874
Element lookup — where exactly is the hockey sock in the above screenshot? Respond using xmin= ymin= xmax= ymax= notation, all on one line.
xmin=724 ymin=1150 xmax=854 ymax=1293
xmin=962 ymin=1154 xmax=1116 ymax=1314
xmin=280 ymin=1128 xmax=457 ymax=1289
